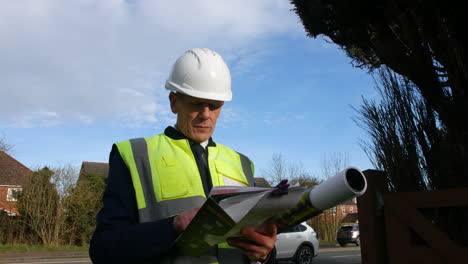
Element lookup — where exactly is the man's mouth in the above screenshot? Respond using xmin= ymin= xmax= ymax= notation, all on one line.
xmin=194 ymin=125 xmax=210 ymax=129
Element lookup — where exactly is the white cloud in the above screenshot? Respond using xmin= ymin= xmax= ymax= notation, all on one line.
xmin=218 ymin=106 xmax=246 ymax=128
xmin=260 ymin=111 xmax=308 ymax=127
xmin=0 ymin=0 xmax=300 ymax=127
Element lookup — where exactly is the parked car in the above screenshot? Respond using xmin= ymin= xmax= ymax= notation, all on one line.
xmin=275 ymin=222 xmax=319 ymax=264
xmin=337 ymin=224 xmax=360 ymax=246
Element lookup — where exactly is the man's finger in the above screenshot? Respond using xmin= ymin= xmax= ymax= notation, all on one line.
xmin=173 ymin=207 xmax=199 ymax=233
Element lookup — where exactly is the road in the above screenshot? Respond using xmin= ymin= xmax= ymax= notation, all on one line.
xmin=0 ymin=246 xmax=361 ymax=264
xmin=314 ymin=246 xmax=361 ymax=264
xmin=278 ymin=245 xmax=361 ymax=264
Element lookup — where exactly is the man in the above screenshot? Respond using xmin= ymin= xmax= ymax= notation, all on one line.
xmin=89 ymin=48 xmax=277 ymax=264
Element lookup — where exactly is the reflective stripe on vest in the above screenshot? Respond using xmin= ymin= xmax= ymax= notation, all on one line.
xmin=115 ymin=134 xmax=255 ymax=264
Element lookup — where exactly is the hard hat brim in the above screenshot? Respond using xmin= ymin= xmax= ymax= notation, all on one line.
xmin=165 ymin=80 xmax=232 ymax=102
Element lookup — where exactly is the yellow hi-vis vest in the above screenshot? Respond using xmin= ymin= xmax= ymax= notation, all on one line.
xmin=115 ymin=133 xmax=255 ymax=264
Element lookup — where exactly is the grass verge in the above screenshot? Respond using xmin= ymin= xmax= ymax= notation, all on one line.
xmin=0 ymin=244 xmax=87 ymax=253
xmin=319 ymin=240 xmax=338 ymax=245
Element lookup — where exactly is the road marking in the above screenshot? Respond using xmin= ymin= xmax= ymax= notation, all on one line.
xmin=331 ymin=254 xmax=361 ymax=258
xmin=321 ymin=247 xmax=361 ymax=252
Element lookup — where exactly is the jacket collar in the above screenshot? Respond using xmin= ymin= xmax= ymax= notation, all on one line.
xmin=164 ymin=126 xmax=216 ymax=147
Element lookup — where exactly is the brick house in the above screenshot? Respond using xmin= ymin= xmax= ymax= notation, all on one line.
xmin=337 ymin=198 xmax=359 ymax=223
xmin=311 ymin=197 xmax=359 ymax=224
xmin=0 ymin=151 xmax=32 ymax=216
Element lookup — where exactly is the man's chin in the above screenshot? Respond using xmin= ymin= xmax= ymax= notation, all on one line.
xmin=191 ymin=132 xmax=212 ymax=143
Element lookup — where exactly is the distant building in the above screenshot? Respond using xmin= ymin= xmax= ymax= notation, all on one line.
xmin=254 ymin=177 xmax=271 ymax=187
xmin=310 ymin=197 xmax=359 ymax=224
xmin=338 ymin=198 xmax=359 ymax=223
xmin=79 ymin=161 xmax=109 ymax=180
xmin=0 ymin=151 xmax=32 ymax=216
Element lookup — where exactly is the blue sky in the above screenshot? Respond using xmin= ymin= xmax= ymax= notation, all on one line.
xmin=0 ymin=0 xmax=376 ymax=180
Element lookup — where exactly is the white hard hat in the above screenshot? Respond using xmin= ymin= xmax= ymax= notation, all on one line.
xmin=165 ymin=48 xmax=232 ymax=101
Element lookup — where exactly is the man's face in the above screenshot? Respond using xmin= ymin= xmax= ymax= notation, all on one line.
xmin=169 ymin=93 xmax=224 ymax=143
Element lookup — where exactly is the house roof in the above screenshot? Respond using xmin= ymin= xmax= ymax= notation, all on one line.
xmin=254 ymin=177 xmax=271 ymax=187
xmin=79 ymin=161 xmax=109 ymax=178
xmin=0 ymin=151 xmax=32 ymax=185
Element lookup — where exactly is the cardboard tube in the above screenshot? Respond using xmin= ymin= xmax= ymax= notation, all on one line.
xmin=308 ymin=167 xmax=367 ymax=211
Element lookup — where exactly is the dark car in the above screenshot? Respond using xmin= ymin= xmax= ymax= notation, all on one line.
xmin=337 ymin=224 xmax=360 ymax=246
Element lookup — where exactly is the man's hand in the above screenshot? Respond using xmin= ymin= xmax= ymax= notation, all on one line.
xmin=173 ymin=208 xmax=199 ymax=234
xmin=227 ymin=219 xmax=277 ymax=262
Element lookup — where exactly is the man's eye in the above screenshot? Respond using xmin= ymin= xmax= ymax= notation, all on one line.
xmin=189 ymin=101 xmax=222 ymax=110
xmin=209 ymin=103 xmax=222 ymax=110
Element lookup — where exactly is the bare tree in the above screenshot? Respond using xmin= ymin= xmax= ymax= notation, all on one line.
xmin=15 ymin=167 xmax=65 ymax=246
xmin=262 ymin=153 xmax=287 ymax=185
xmin=0 ymin=135 xmax=13 ymax=153
xmin=11 ymin=165 xmax=79 ymax=246
xmin=261 ymin=153 xmax=318 ymax=186
xmin=320 ymin=152 xmax=350 ymax=179
xmin=50 ymin=164 xmax=79 ymax=198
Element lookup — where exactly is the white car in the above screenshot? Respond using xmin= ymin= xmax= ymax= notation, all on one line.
xmin=275 ymin=222 xmax=319 ymax=264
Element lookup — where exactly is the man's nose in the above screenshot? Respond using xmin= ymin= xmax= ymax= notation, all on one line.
xmin=198 ymin=104 xmax=210 ymax=118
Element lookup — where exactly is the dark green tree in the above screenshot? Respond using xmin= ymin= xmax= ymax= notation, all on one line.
xmin=63 ymin=173 xmax=106 ymax=246
xmin=291 ymin=0 xmax=468 ymax=189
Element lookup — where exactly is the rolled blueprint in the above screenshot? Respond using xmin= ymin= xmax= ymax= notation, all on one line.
xmin=275 ymin=167 xmax=367 ymax=229
xmin=308 ymin=167 xmax=367 ymax=210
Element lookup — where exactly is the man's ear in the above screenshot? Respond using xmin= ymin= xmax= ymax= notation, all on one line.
xmin=169 ymin=92 xmax=178 ymax=114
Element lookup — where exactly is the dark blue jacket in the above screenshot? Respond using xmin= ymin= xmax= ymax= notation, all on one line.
xmin=89 ymin=143 xmax=178 ymax=264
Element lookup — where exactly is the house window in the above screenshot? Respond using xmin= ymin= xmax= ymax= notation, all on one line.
xmin=341 ymin=207 xmax=346 ymax=214
xmin=7 ymin=188 xmax=22 ymax=201
xmin=350 ymin=206 xmax=354 ymax=213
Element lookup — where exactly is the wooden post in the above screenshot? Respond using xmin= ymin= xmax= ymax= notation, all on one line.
xmin=357 ymin=170 xmax=388 ymax=264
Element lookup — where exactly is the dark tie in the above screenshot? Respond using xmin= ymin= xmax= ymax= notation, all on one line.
xmin=192 ymin=143 xmax=211 ymax=195
xmin=192 ymin=143 xmax=208 ymax=169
